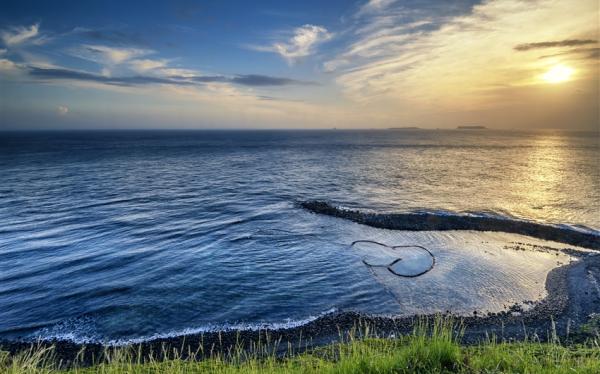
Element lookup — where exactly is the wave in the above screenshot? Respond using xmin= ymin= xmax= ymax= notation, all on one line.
xmin=23 ymin=308 xmax=338 ymax=346
xmin=300 ymin=201 xmax=600 ymax=249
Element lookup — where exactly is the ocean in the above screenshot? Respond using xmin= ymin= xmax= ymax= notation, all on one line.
xmin=0 ymin=129 xmax=598 ymax=343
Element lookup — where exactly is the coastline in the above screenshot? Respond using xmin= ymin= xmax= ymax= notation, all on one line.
xmin=2 ymin=253 xmax=598 ymax=366
xmin=2 ymin=202 xmax=599 ymax=366
xmin=299 ymin=201 xmax=600 ymax=250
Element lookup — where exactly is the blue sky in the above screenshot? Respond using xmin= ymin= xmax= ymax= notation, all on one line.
xmin=0 ymin=0 xmax=597 ymax=129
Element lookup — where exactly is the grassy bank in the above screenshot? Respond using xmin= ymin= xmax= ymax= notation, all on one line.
xmin=2 ymin=319 xmax=599 ymax=373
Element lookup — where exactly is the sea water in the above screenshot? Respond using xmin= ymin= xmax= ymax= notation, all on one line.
xmin=0 ymin=129 xmax=598 ymax=343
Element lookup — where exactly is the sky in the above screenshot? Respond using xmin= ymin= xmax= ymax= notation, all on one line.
xmin=0 ymin=0 xmax=598 ymax=130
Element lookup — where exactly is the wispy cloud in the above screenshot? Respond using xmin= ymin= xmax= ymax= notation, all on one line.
xmin=0 ymin=21 xmax=316 ymax=95
xmin=514 ymin=39 xmax=597 ymax=51
xmin=230 ymin=74 xmax=316 ymax=86
xmin=28 ymin=66 xmax=189 ymax=86
xmin=356 ymin=0 xmax=397 ymax=16
xmin=187 ymin=74 xmax=315 ymax=86
xmin=327 ymin=0 xmax=598 ymax=107
xmin=71 ymin=45 xmax=153 ymax=65
xmin=1 ymin=23 xmax=41 ymax=46
xmin=539 ymin=47 xmax=600 ymax=60
xmin=323 ymin=2 xmax=458 ymax=73
xmin=26 ymin=65 xmax=315 ymax=88
xmin=128 ymin=58 xmax=169 ymax=73
xmin=0 ymin=58 xmax=17 ymax=70
xmin=251 ymin=24 xmax=332 ymax=64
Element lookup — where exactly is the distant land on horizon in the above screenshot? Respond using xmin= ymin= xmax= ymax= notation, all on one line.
xmin=3 ymin=126 xmax=597 ymax=133
xmin=457 ymin=126 xmax=487 ymax=130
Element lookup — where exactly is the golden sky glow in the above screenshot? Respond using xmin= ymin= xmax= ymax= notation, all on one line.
xmin=331 ymin=0 xmax=599 ymax=130
xmin=0 ymin=0 xmax=598 ymax=129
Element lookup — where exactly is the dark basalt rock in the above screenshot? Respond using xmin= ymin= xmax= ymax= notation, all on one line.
xmin=299 ymin=201 xmax=600 ymax=250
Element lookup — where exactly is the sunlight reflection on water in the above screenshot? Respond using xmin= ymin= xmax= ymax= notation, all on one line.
xmin=0 ymin=129 xmax=597 ymax=342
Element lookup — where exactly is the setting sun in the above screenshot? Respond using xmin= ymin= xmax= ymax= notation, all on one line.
xmin=542 ymin=65 xmax=574 ymax=84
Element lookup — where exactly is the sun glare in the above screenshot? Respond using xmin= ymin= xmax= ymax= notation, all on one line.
xmin=542 ymin=65 xmax=573 ymax=84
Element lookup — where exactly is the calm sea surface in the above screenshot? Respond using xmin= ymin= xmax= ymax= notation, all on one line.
xmin=0 ymin=130 xmax=598 ymax=342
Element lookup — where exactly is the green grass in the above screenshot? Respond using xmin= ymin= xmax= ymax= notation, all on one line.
xmin=2 ymin=318 xmax=599 ymax=373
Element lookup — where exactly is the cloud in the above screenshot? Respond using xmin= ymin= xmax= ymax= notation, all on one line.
xmin=57 ymin=105 xmax=69 ymax=115
xmin=72 ymin=45 xmax=153 ymax=65
xmin=187 ymin=75 xmax=229 ymax=83
xmin=188 ymin=74 xmax=315 ymax=86
xmin=327 ymin=0 xmax=598 ymax=105
xmin=26 ymin=65 xmax=314 ymax=88
xmin=252 ymin=24 xmax=332 ymax=63
xmin=158 ymin=67 xmax=199 ymax=78
xmin=230 ymin=74 xmax=316 ymax=86
xmin=0 ymin=58 xmax=18 ymax=71
xmin=357 ymin=0 xmax=397 ymax=16
xmin=129 ymin=58 xmax=169 ymax=73
xmin=322 ymin=2 xmax=470 ymax=73
xmin=539 ymin=47 xmax=600 ymax=60
xmin=62 ymin=37 xmax=315 ymax=86
xmin=1 ymin=23 xmax=40 ymax=46
xmin=514 ymin=39 xmax=597 ymax=51
xmin=323 ymin=58 xmax=351 ymax=73
xmin=28 ymin=66 xmax=189 ymax=86
xmin=316 ymin=0 xmax=599 ymax=130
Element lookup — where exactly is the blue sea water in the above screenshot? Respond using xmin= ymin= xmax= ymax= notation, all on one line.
xmin=0 ymin=129 xmax=598 ymax=343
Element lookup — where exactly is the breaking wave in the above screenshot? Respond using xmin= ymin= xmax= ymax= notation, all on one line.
xmin=23 ymin=309 xmax=338 ymax=346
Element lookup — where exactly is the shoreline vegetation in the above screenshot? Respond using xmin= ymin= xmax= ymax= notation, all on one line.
xmin=2 ymin=318 xmax=599 ymax=373
xmin=3 ymin=201 xmax=599 ymax=372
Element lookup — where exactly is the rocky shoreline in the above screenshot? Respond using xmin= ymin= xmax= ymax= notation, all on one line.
xmin=299 ymin=201 xmax=600 ymax=249
xmin=2 ymin=253 xmax=599 ymax=367
xmin=2 ymin=201 xmax=599 ymax=367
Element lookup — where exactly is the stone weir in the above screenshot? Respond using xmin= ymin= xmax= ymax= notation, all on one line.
xmin=299 ymin=201 xmax=600 ymax=250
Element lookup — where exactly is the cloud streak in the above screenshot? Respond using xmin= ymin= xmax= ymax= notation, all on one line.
xmin=356 ymin=0 xmax=397 ymax=16
xmin=328 ymin=0 xmax=597 ymax=102
xmin=72 ymin=44 xmax=153 ymax=65
xmin=319 ymin=0 xmax=599 ymax=129
xmin=252 ymin=24 xmax=332 ymax=63
xmin=128 ymin=58 xmax=169 ymax=73
xmin=1 ymin=23 xmax=40 ymax=46
xmin=26 ymin=66 xmax=315 ymax=88
xmin=514 ymin=39 xmax=597 ymax=51
xmin=230 ymin=74 xmax=315 ymax=86
xmin=539 ymin=47 xmax=600 ymax=60
xmin=28 ymin=66 xmax=188 ymax=86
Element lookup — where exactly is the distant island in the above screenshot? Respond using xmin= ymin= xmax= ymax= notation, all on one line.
xmin=388 ymin=126 xmax=420 ymax=130
xmin=457 ymin=126 xmax=487 ymax=130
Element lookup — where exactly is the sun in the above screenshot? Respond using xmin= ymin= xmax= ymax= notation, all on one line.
xmin=542 ymin=65 xmax=574 ymax=84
